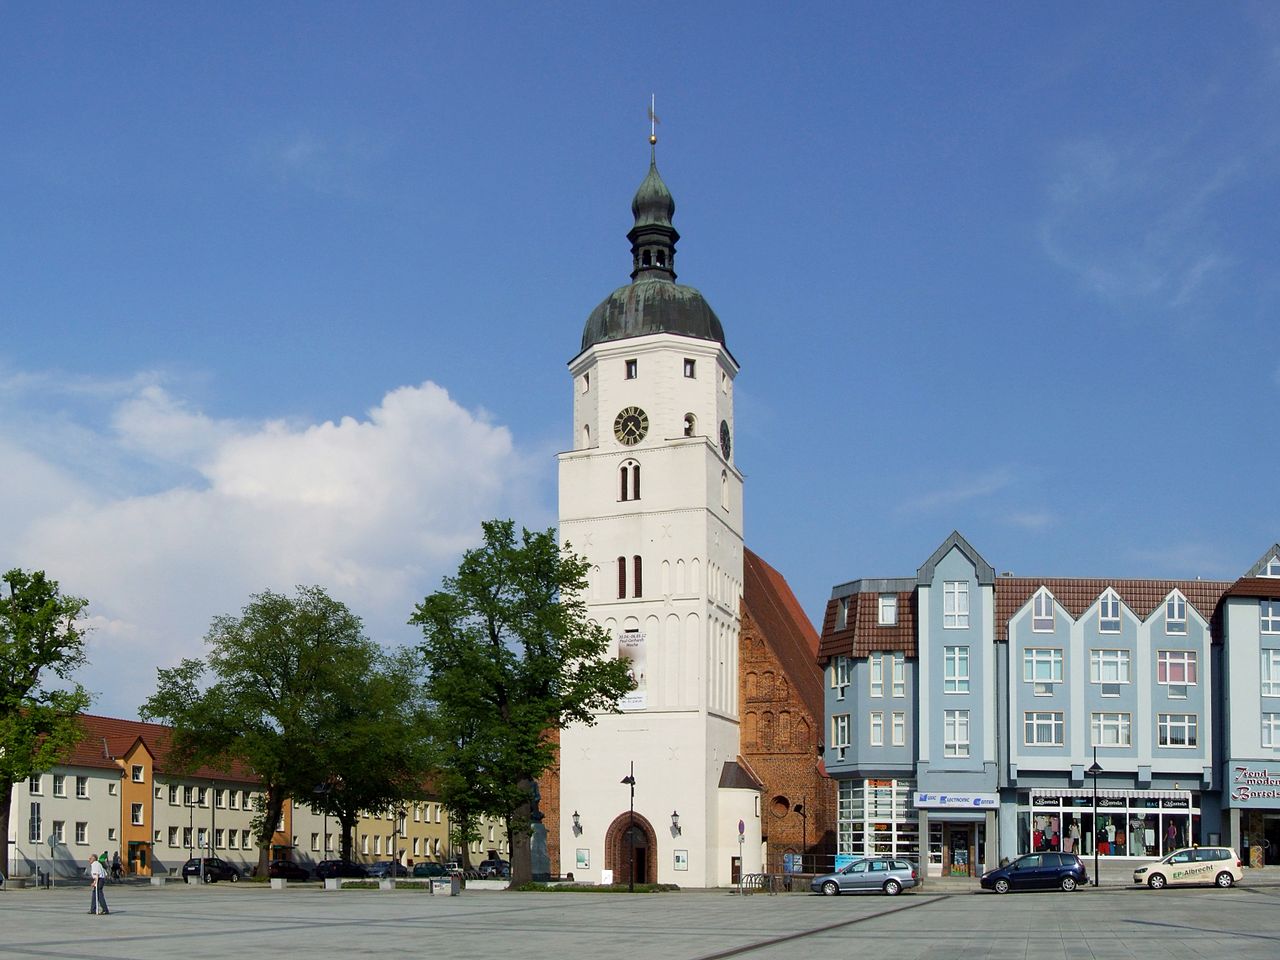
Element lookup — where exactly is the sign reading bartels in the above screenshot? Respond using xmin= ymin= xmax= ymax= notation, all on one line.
xmin=1229 ymin=763 xmax=1280 ymax=806
xmin=914 ymin=792 xmax=998 ymax=809
xmin=618 ymin=632 xmax=647 ymax=711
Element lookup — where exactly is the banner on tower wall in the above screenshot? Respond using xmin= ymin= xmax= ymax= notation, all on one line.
xmin=618 ymin=631 xmax=647 ymax=710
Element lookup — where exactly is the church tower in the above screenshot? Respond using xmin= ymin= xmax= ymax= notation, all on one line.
xmin=557 ymin=142 xmax=761 ymax=888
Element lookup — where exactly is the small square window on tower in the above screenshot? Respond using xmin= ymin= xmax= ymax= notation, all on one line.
xmin=625 ymin=359 xmax=638 ymax=380
xmin=683 ymin=358 xmax=696 ymax=378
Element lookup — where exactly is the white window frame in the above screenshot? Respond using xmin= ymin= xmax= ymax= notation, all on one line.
xmin=1263 ymin=649 xmax=1280 ymax=696
xmin=892 ymin=711 xmax=906 ymax=747
xmin=1099 ymin=592 xmax=1122 ymax=633
xmin=1166 ymin=593 xmax=1188 ymax=635
xmin=834 ymin=656 xmax=849 ymax=700
xmin=878 ymin=594 xmax=897 ymax=626
xmin=1266 ymin=557 xmax=1280 ymax=578
xmin=832 ymin=714 xmax=850 ymax=761
xmin=1032 ymin=590 xmax=1054 ymax=632
xmin=836 ymin=597 xmax=849 ymax=629
xmin=76 ymin=821 xmax=88 ymax=844
xmin=943 ymin=645 xmax=969 ymax=694
xmin=1158 ymin=713 xmax=1198 ymax=748
xmin=168 ymin=826 xmax=179 ymax=847
xmin=943 ymin=581 xmax=970 ymax=629
xmin=28 ymin=775 xmax=42 ymax=795
xmin=892 ymin=652 xmax=906 ymax=698
xmin=52 ymin=774 xmax=66 ymax=797
xmin=1024 ymin=647 xmax=1064 ymax=685
xmin=1264 ymin=713 xmax=1280 ymax=749
xmin=131 ymin=803 xmax=144 ymax=826
xmin=52 ymin=820 xmax=65 ymax=843
xmin=869 ymin=655 xmax=884 ymax=698
xmin=1023 ymin=711 xmax=1065 ymax=746
xmin=1091 ymin=712 xmax=1132 ymax=747
xmin=943 ymin=710 xmax=970 ymax=757
xmin=75 ymin=776 xmax=87 ymax=799
xmin=869 ymin=711 xmax=884 ymax=747
xmin=1263 ymin=600 xmax=1280 ymax=634
xmin=1157 ymin=649 xmax=1197 ymax=687
xmin=1090 ymin=648 xmax=1131 ymax=685
xmin=131 ymin=764 xmax=144 ymax=782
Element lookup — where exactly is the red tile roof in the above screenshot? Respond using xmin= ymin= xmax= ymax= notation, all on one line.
xmin=66 ymin=713 xmax=259 ymax=783
xmin=818 ymin=591 xmax=917 ymax=662
xmin=992 ymin=578 xmax=1230 ymax=641
xmin=1225 ymin=578 xmax=1280 ymax=600
xmin=742 ymin=548 xmax=824 ymax=723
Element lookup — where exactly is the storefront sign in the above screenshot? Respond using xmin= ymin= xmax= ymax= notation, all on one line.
xmin=1230 ymin=763 xmax=1280 ymax=805
xmin=913 ymin=792 xmax=998 ymax=809
xmin=617 ymin=632 xmax=647 ymax=710
xmin=1032 ymin=795 xmax=1060 ymax=807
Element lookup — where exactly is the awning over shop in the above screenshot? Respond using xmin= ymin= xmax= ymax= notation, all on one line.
xmin=1031 ymin=788 xmax=1190 ymax=800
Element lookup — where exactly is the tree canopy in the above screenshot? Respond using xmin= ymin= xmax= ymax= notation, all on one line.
xmin=141 ymin=585 xmax=421 ymax=875
xmin=411 ymin=519 xmax=633 ymax=886
xmin=0 ymin=569 xmax=92 ymax=879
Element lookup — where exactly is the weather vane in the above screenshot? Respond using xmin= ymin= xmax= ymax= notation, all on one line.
xmin=648 ymin=94 xmax=660 ymax=146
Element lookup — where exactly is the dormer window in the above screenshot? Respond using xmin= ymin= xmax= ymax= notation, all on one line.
xmin=1099 ymin=592 xmax=1121 ymax=633
xmin=1265 ymin=556 xmax=1280 ymax=578
xmin=625 ymin=359 xmax=638 ymax=380
xmin=1032 ymin=589 xmax=1054 ymax=632
xmin=836 ymin=598 xmax=849 ymax=629
xmin=1166 ymin=593 xmax=1187 ymax=635
xmin=878 ymin=594 xmax=897 ymax=626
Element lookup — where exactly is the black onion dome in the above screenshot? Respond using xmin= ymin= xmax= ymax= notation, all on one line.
xmin=631 ymin=159 xmax=675 ymax=227
xmin=581 ymin=278 xmax=726 ymax=352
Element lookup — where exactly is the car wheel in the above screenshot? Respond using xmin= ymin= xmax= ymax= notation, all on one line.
xmin=1148 ymin=874 xmax=1166 ymax=890
xmin=230 ymin=873 xmax=239 ymax=883
xmin=883 ymin=879 xmax=902 ymax=896
xmin=994 ymin=878 xmax=1010 ymax=894
xmin=822 ymin=880 xmax=840 ymax=896
xmin=1215 ymin=872 xmax=1234 ymax=888
xmin=1061 ymin=877 xmax=1077 ymax=892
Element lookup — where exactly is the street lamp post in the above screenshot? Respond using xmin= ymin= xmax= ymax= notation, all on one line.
xmin=391 ymin=806 xmax=406 ymax=889
xmin=1087 ymin=747 xmax=1104 ymax=889
xmin=793 ymin=800 xmax=808 ymax=874
xmin=620 ymin=762 xmax=636 ymax=892
xmin=313 ymin=783 xmax=331 ymax=862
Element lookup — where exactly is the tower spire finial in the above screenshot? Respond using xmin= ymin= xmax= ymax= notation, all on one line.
xmin=648 ymin=94 xmax=659 ymax=147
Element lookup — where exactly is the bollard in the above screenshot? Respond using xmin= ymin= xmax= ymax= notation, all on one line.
xmin=450 ymin=874 xmax=461 ymax=896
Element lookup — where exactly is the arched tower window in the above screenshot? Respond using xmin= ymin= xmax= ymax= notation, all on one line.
xmin=633 ymin=556 xmax=643 ymax=598
xmin=721 ymin=470 xmax=729 ymax=509
xmin=617 ymin=557 xmax=626 ymax=599
xmin=582 ymin=424 xmax=591 ymax=449
xmin=619 ymin=460 xmax=641 ymax=501
xmin=683 ymin=413 xmax=696 ymax=437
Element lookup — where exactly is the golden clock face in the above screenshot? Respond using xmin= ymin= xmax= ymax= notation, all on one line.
xmin=614 ymin=406 xmax=649 ymax=446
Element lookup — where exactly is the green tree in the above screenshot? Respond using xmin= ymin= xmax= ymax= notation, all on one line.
xmin=411 ymin=520 xmax=633 ymax=886
xmin=141 ymin=585 xmax=386 ymax=876
xmin=0 ymin=569 xmax=92 ymax=880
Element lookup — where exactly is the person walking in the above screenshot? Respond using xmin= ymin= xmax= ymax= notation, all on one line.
xmin=88 ymin=855 xmax=109 ymax=915
xmin=111 ymin=852 xmax=122 ymax=881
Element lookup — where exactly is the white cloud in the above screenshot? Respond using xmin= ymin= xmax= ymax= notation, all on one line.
xmin=897 ymin=467 xmax=1016 ymax=515
xmin=2 ymin=375 xmax=541 ymax=717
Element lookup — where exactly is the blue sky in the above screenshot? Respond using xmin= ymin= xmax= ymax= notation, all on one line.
xmin=2 ymin=3 xmax=1278 ymax=717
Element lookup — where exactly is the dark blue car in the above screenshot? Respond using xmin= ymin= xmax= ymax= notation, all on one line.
xmin=981 ymin=853 xmax=1087 ymax=893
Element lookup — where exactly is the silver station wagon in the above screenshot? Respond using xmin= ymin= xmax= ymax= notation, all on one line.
xmin=810 ymin=857 xmax=919 ymax=896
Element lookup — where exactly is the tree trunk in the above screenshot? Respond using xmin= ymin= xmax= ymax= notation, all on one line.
xmin=339 ymin=811 xmax=356 ymax=861
xmin=0 ymin=780 xmax=13 ymax=879
xmin=508 ymin=778 xmax=536 ymax=888
xmin=258 ymin=786 xmax=285 ymax=877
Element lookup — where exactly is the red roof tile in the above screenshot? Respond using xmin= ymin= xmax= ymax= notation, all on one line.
xmin=66 ymin=713 xmax=259 ymax=783
xmin=1225 ymin=578 xmax=1280 ymax=600
xmin=818 ymin=591 xmax=916 ymax=662
xmin=742 ymin=548 xmax=824 ymax=723
xmin=993 ymin=578 xmax=1230 ymax=641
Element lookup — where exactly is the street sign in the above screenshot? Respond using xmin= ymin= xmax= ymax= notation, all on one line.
xmin=737 ymin=819 xmax=744 ymax=837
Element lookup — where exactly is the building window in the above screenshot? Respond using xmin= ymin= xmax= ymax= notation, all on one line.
xmin=878 ymin=594 xmax=897 ymax=626
xmin=683 ymin=358 xmax=696 ymax=378
xmin=633 ymin=555 xmax=643 ymax=598
xmin=1166 ymin=594 xmax=1188 ymax=634
xmin=131 ymin=803 xmax=144 ymax=826
xmin=624 ymin=359 xmax=637 ymax=379
xmin=1091 ymin=712 xmax=1132 ymax=747
xmin=166 ymin=785 xmax=177 ymax=805
xmin=1024 ymin=648 xmax=1064 ymax=688
xmin=1157 ymin=650 xmax=1197 ymax=687
xmin=311 ymin=833 xmax=320 ymax=852
xmin=76 ymin=822 xmax=88 ymax=844
xmin=229 ymin=830 xmax=239 ymax=850
xmin=241 ymin=829 xmax=251 ymax=849
xmin=76 ymin=776 xmax=88 ymax=798
xmin=107 ymin=827 xmax=117 ymax=842
xmin=215 ymin=789 xmax=225 ymax=809
xmin=1032 ymin=590 xmax=1054 ymax=632
xmin=183 ymin=826 xmax=192 ymax=848
xmin=1266 ymin=556 xmax=1280 ymax=577
xmin=683 ymin=413 xmax=696 ymax=437
xmin=943 ymin=710 xmax=970 ymax=757
xmin=131 ymin=764 xmax=144 ymax=782
xmin=869 ymin=712 xmax=884 ymax=746
xmin=1156 ymin=713 xmax=1198 ymax=748
xmin=1263 ymin=650 xmax=1280 ymax=696
xmin=832 ymin=714 xmax=850 ymax=761
xmin=1024 ymin=711 xmax=1065 ymax=746
xmin=721 ymin=471 xmax=729 ymax=509
xmin=1090 ymin=649 xmax=1131 ymax=685
xmin=617 ymin=556 xmax=626 ymax=599
xmin=168 ymin=826 xmax=179 ymax=847
xmin=1264 ymin=714 xmax=1280 ymax=748
xmin=892 ymin=711 xmax=906 ymax=747
xmin=581 ymin=372 xmax=590 ymax=394
xmin=943 ymin=581 xmax=970 ymax=629
xmin=28 ymin=775 xmax=41 ymax=795
xmin=1263 ymin=600 xmax=1280 ymax=634
xmin=198 ymin=787 xmax=208 ymax=807
xmin=869 ymin=655 xmax=884 ymax=698
xmin=836 ymin=598 xmax=849 ymax=630
xmin=108 ymin=782 xmax=117 ymax=796
xmin=197 ymin=827 xmax=208 ymax=851
xmin=361 ymin=835 xmax=369 ymax=855
xmin=892 ymin=653 xmax=906 ymax=698
xmin=183 ymin=785 xmax=193 ymax=806
xmin=52 ymin=820 xmax=65 ymax=843
xmin=215 ymin=828 xmax=225 ymax=850
xmin=833 ymin=656 xmax=849 ymax=699
xmin=619 ymin=461 xmax=640 ymax=501
xmin=1099 ymin=592 xmax=1122 ymax=633
xmin=52 ymin=775 xmax=66 ymax=797
xmin=943 ymin=645 xmax=969 ymax=694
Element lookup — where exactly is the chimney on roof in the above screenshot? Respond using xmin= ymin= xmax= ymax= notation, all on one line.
xmin=1000 ymin=571 xmax=1014 ymax=578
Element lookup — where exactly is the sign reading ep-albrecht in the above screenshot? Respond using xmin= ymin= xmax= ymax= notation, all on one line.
xmin=1229 ymin=763 xmax=1280 ymax=805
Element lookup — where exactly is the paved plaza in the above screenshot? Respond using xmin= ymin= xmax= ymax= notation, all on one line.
xmin=4 ymin=880 xmax=1280 ymax=960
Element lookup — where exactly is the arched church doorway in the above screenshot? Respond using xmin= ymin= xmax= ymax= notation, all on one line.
xmin=604 ymin=811 xmax=658 ymax=885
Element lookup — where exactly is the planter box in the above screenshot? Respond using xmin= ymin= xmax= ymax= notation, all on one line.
xmin=324 ymin=878 xmax=341 ymax=891
xmin=270 ymin=878 xmax=287 ymax=890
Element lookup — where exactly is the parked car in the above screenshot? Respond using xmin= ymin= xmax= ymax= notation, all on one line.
xmin=810 ymin=858 xmax=918 ymax=896
xmin=181 ymin=857 xmax=241 ymax=883
xmin=314 ymin=859 xmax=368 ymax=880
xmin=365 ymin=860 xmax=412 ymax=878
xmin=267 ymin=859 xmax=311 ymax=881
xmin=981 ymin=853 xmax=1087 ymax=893
xmin=1133 ymin=847 xmax=1243 ymax=889
xmin=412 ymin=862 xmax=448 ymax=878
xmin=477 ymin=858 xmax=510 ymax=878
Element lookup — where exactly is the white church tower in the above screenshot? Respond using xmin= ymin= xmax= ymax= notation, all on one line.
xmin=557 ymin=140 xmax=761 ymax=888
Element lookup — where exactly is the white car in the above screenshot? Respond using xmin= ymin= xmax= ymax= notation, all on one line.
xmin=1132 ymin=846 xmax=1243 ymax=889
